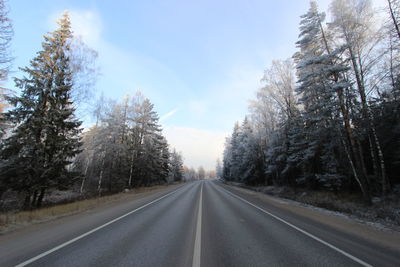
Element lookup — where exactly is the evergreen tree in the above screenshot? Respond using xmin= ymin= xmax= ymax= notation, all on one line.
xmin=292 ymin=1 xmax=364 ymax=194
xmin=169 ymin=149 xmax=184 ymax=182
xmin=0 ymin=12 xmax=82 ymax=208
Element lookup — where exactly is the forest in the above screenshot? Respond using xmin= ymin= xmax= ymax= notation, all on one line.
xmin=0 ymin=5 xmax=192 ymax=210
xmin=221 ymin=0 xmax=400 ymax=204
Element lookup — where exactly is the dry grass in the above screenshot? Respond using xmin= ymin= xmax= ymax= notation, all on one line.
xmin=0 ymin=184 xmax=175 ymax=234
xmin=226 ymin=181 xmax=400 ymax=228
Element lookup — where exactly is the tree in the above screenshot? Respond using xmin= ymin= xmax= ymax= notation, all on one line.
xmin=0 ymin=12 xmax=82 ymax=208
xmin=215 ymin=159 xmax=223 ymax=178
xmin=198 ymin=166 xmax=205 ymax=180
xmin=169 ymin=149 xmax=184 ymax=182
xmin=0 ymin=0 xmax=12 ymax=83
xmin=0 ymin=0 xmax=13 ymax=137
xmin=256 ymin=59 xmax=299 ymax=185
xmin=330 ymin=0 xmax=389 ymax=195
xmin=183 ymin=166 xmax=197 ymax=181
xmin=387 ymin=0 xmax=400 ymax=40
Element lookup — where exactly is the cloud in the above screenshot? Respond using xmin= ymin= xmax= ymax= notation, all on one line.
xmin=163 ymin=126 xmax=229 ymax=170
xmin=69 ymin=10 xmax=103 ymax=47
xmin=160 ymin=108 xmax=179 ymax=122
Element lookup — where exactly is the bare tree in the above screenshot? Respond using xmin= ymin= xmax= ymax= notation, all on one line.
xmin=0 ymin=0 xmax=13 ymax=137
xmin=387 ymin=0 xmax=400 ymax=40
xmin=0 ymin=0 xmax=12 ymax=83
xmin=330 ymin=0 xmax=390 ymax=194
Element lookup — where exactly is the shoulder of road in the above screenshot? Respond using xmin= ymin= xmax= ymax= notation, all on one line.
xmin=218 ymin=181 xmax=400 ymax=253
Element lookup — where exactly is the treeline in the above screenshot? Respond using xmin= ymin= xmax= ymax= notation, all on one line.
xmin=183 ymin=165 xmax=214 ymax=181
xmin=0 ymin=10 xmax=184 ymax=209
xmin=222 ymin=0 xmax=400 ymax=204
xmin=75 ymin=93 xmax=184 ymax=195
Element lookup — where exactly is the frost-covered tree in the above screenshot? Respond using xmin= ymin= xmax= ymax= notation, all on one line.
xmin=293 ymin=1 xmax=344 ymax=190
xmin=215 ymin=159 xmax=223 ymax=178
xmin=0 ymin=0 xmax=13 ymax=138
xmin=183 ymin=166 xmax=197 ymax=181
xmin=75 ymin=92 xmax=172 ymax=194
xmin=198 ymin=166 xmax=205 ymax=180
xmin=169 ymin=149 xmax=183 ymax=182
xmin=330 ymin=0 xmax=389 ymax=195
xmin=0 ymin=13 xmax=82 ymax=208
xmin=256 ymin=59 xmax=299 ymax=185
xmin=220 ymin=0 xmax=400 ymax=202
xmin=0 ymin=0 xmax=12 ymax=83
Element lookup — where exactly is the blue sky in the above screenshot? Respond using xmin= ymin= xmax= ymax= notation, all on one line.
xmin=7 ymin=0 xmax=339 ymax=170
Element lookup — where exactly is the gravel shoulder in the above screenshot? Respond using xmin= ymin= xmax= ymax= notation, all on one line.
xmin=222 ymin=181 xmax=400 ymax=253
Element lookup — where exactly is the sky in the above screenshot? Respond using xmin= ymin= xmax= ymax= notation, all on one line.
xmin=6 ymin=0 xmax=376 ymax=170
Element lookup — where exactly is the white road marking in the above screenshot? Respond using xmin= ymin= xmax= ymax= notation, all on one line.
xmin=15 ymin=185 xmax=186 ymax=267
xmin=192 ymin=182 xmax=203 ymax=267
xmin=216 ymin=183 xmax=373 ymax=267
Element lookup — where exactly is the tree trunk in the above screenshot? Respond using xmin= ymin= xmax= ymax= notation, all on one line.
xmin=319 ymin=21 xmax=371 ymax=203
xmin=98 ymin=154 xmax=106 ymax=197
xmin=80 ymin=155 xmax=91 ymax=194
xmin=370 ymin=123 xmax=390 ymax=194
xmin=36 ymin=188 xmax=46 ymax=208
xmin=356 ymin=139 xmax=370 ymax=187
xmin=368 ymin=135 xmax=379 ymax=182
xmin=340 ymin=133 xmax=371 ymax=205
xmin=347 ymin=44 xmax=387 ymax=196
xmin=31 ymin=190 xmax=38 ymax=207
xmin=388 ymin=0 xmax=400 ymax=40
xmin=23 ymin=192 xmax=31 ymax=210
xmin=128 ymin=153 xmax=134 ymax=188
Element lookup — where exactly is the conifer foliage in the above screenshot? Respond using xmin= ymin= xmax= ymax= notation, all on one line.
xmin=74 ymin=92 xmax=183 ymax=195
xmin=0 ymin=13 xmax=82 ymax=208
xmin=222 ymin=0 xmax=400 ymax=203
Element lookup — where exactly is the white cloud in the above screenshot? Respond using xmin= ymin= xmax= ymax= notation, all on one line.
xmin=163 ymin=126 xmax=229 ymax=170
xmin=160 ymin=108 xmax=179 ymax=122
xmin=69 ymin=10 xmax=102 ymax=47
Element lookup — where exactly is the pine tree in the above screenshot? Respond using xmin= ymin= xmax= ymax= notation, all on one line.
xmin=0 ymin=12 xmax=82 ymax=208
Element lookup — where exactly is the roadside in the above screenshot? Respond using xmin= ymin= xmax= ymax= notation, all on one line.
xmin=222 ymin=180 xmax=400 ymax=231
xmin=0 ymin=182 xmax=185 ymax=234
xmin=219 ymin=180 xmax=400 ymax=253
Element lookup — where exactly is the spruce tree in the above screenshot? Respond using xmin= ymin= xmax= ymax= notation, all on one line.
xmin=293 ymin=1 xmax=371 ymax=200
xmin=0 ymin=12 xmax=82 ymax=208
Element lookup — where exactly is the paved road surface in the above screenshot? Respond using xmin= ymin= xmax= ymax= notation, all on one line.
xmin=1 ymin=180 xmax=399 ymax=266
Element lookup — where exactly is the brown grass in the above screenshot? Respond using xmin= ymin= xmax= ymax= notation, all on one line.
xmin=0 ymin=184 xmax=177 ymax=234
xmin=226 ymin=181 xmax=400 ymax=228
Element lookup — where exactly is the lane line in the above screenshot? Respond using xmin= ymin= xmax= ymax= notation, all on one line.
xmin=192 ymin=182 xmax=203 ymax=267
xmin=15 ymin=184 xmax=188 ymax=267
xmin=215 ymin=182 xmax=373 ymax=267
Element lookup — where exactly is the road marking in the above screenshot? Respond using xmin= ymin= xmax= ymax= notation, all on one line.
xmin=15 ymin=185 xmax=187 ymax=267
xmin=192 ymin=182 xmax=203 ymax=267
xmin=216 ymin=183 xmax=373 ymax=267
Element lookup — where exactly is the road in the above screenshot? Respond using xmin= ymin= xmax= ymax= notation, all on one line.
xmin=1 ymin=180 xmax=399 ymax=266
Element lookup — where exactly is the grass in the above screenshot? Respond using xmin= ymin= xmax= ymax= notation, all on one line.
xmin=0 ymin=184 xmax=175 ymax=234
xmin=227 ymin=182 xmax=400 ymax=228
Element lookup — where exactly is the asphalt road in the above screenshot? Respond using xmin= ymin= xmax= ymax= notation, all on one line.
xmin=1 ymin=180 xmax=399 ymax=267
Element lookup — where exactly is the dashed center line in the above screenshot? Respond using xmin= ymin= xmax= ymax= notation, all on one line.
xmin=192 ymin=182 xmax=203 ymax=267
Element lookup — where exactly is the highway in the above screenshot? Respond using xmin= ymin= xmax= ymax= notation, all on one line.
xmin=0 ymin=180 xmax=399 ymax=267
